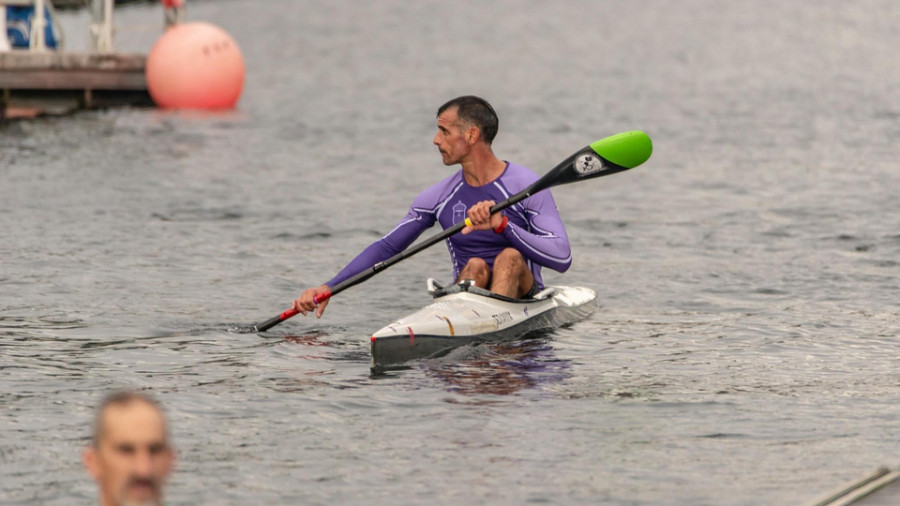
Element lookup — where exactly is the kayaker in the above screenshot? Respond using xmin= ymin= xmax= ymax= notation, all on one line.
xmin=294 ymin=95 xmax=572 ymax=318
xmin=83 ymin=391 xmax=175 ymax=506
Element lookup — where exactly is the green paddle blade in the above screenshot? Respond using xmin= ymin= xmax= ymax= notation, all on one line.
xmin=590 ymin=130 xmax=652 ymax=169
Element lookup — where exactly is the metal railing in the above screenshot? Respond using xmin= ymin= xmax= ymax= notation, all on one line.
xmin=1 ymin=0 xmax=115 ymax=52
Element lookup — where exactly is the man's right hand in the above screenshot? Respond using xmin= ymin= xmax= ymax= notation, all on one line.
xmin=292 ymin=285 xmax=331 ymax=319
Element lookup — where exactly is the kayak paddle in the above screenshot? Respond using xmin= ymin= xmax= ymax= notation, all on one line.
xmin=250 ymin=130 xmax=652 ymax=333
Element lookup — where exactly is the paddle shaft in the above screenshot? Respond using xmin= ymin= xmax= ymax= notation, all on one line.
xmin=254 ymin=132 xmax=651 ymax=332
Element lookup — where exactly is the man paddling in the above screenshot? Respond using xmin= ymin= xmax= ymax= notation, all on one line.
xmin=293 ymin=95 xmax=572 ymax=318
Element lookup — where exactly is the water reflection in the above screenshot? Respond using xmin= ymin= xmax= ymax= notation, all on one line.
xmin=422 ymin=336 xmax=572 ymax=396
xmin=283 ymin=332 xmax=330 ymax=347
xmin=281 ymin=332 xmax=372 ymax=365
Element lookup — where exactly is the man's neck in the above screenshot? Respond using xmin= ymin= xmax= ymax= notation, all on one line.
xmin=460 ymin=147 xmax=506 ymax=187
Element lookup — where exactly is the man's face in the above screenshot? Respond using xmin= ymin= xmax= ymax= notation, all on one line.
xmin=433 ymin=107 xmax=474 ymax=166
xmin=84 ymin=401 xmax=174 ymax=506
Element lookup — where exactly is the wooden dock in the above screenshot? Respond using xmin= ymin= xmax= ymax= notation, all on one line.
xmin=0 ymin=51 xmax=152 ymax=119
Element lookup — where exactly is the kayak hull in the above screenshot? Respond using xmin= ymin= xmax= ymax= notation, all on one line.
xmin=370 ymin=281 xmax=596 ymax=368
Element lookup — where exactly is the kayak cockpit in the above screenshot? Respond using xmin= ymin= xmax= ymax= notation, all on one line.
xmin=426 ymin=278 xmax=558 ymax=302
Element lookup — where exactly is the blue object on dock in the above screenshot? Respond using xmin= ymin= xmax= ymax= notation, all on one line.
xmin=6 ymin=6 xmax=59 ymax=49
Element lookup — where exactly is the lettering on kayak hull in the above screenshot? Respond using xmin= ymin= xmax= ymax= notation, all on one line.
xmin=492 ymin=311 xmax=513 ymax=326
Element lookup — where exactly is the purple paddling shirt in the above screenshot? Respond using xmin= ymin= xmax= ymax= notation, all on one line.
xmin=326 ymin=162 xmax=571 ymax=290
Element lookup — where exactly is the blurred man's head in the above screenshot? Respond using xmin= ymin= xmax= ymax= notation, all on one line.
xmin=83 ymin=391 xmax=174 ymax=506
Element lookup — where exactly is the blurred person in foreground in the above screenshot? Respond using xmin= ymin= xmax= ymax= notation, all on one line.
xmin=83 ymin=391 xmax=175 ymax=506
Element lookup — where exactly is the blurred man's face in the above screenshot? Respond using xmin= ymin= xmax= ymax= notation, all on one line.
xmin=84 ymin=400 xmax=174 ymax=506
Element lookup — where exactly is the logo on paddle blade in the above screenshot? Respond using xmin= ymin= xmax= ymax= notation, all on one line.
xmin=573 ymin=152 xmax=603 ymax=176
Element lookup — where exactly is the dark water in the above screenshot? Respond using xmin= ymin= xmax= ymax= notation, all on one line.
xmin=3 ymin=0 xmax=899 ymax=504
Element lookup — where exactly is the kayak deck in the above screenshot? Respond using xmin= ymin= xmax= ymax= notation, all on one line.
xmin=370 ymin=280 xmax=596 ymax=369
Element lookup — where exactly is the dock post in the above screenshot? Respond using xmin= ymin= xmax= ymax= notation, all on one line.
xmin=30 ymin=0 xmax=48 ymax=51
xmin=0 ymin=8 xmax=10 ymax=52
xmin=90 ymin=0 xmax=115 ymax=53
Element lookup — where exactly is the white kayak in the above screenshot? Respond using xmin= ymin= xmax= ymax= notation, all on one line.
xmin=370 ymin=279 xmax=597 ymax=369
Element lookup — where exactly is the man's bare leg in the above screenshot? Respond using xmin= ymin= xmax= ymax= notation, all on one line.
xmin=456 ymin=258 xmax=491 ymax=289
xmin=489 ymin=248 xmax=534 ymax=298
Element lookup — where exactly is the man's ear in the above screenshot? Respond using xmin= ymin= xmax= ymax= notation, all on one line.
xmin=83 ymin=446 xmax=101 ymax=481
xmin=465 ymin=125 xmax=481 ymax=145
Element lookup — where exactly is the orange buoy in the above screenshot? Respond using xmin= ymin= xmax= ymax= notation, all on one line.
xmin=145 ymin=22 xmax=245 ymax=110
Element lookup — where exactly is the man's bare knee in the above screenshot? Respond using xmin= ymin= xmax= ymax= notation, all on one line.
xmin=494 ymin=248 xmax=525 ymax=269
xmin=458 ymin=257 xmax=491 ymax=287
xmin=463 ymin=257 xmax=489 ymax=274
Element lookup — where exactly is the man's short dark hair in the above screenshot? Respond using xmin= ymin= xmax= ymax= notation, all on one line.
xmin=437 ymin=95 xmax=499 ymax=144
xmin=92 ymin=391 xmax=166 ymax=447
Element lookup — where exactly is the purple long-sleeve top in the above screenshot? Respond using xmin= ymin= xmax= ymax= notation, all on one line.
xmin=325 ymin=162 xmax=571 ymax=290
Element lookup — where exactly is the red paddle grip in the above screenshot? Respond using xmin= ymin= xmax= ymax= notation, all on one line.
xmin=279 ymin=309 xmax=300 ymax=320
xmin=313 ymin=290 xmax=333 ymax=305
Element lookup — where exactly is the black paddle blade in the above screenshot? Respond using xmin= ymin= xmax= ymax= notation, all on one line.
xmin=527 ymin=130 xmax=652 ymax=195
